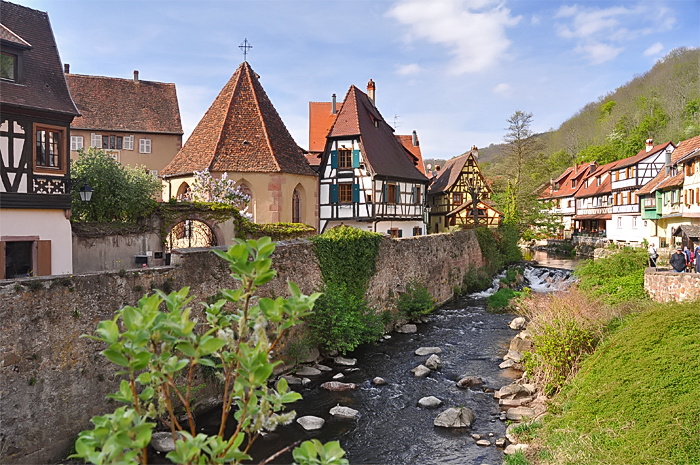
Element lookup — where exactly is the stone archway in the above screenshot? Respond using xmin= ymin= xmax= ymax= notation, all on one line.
xmin=163 ymin=213 xmax=226 ymax=251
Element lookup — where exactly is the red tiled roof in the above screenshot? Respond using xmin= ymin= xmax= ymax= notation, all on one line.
xmin=66 ymin=74 xmax=183 ymax=134
xmin=574 ymin=160 xmax=619 ymax=198
xmin=614 ymin=141 xmax=674 ymax=170
xmin=161 ymin=62 xmax=316 ymax=178
xmin=540 ymin=162 xmax=596 ymax=199
xmin=674 ymin=135 xmax=700 ymax=164
xmin=428 ymin=149 xmax=490 ymax=194
xmin=0 ymin=1 xmax=78 ymax=116
xmin=654 ymin=171 xmax=685 ymax=190
xmin=327 ymin=85 xmax=427 ymax=182
xmin=395 ymin=134 xmax=426 ymax=175
xmin=309 ymin=101 xmax=342 ymax=152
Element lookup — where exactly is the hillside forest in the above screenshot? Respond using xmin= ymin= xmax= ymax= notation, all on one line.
xmin=475 ymin=47 xmax=700 ymax=236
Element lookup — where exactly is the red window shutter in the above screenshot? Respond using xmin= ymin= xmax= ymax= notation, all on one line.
xmin=37 ymin=240 xmax=51 ymax=276
xmin=697 ymin=187 xmax=699 ymax=205
xmin=685 ymin=190 xmax=688 ymax=204
xmin=0 ymin=241 xmax=5 ymax=279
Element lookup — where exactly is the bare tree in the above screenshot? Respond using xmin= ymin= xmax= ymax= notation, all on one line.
xmin=502 ymin=110 xmax=541 ymax=200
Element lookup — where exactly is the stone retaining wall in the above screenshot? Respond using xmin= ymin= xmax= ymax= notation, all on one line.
xmin=644 ymin=268 xmax=700 ymax=302
xmin=0 ymin=230 xmax=482 ymax=463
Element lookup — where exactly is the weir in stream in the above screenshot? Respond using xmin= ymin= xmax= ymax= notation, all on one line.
xmin=153 ymin=255 xmax=578 ymax=464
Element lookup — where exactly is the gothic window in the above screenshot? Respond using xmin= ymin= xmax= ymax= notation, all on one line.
xmin=292 ymin=188 xmax=301 ymax=223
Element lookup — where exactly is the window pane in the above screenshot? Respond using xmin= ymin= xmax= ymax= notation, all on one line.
xmin=0 ymin=53 xmax=16 ymax=81
xmin=103 ymin=136 xmax=109 ymax=149
xmin=116 ymin=136 xmax=122 ymax=150
xmin=36 ymin=130 xmax=46 ymax=166
xmin=110 ymin=135 xmax=116 ymax=149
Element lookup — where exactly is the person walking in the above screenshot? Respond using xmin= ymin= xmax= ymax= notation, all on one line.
xmin=648 ymin=243 xmax=658 ymax=268
xmin=670 ymin=247 xmax=687 ymax=273
xmin=695 ymin=244 xmax=700 ymax=273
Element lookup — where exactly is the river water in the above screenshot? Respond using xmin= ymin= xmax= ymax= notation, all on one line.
xmin=160 ymin=254 xmax=578 ymax=465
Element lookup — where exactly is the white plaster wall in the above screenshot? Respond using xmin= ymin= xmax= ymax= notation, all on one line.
xmin=0 ymin=209 xmax=73 ymax=275
xmin=607 ymin=214 xmax=645 ymax=243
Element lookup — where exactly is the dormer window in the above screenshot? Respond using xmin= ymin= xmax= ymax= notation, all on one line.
xmin=571 ymin=179 xmax=577 ymax=188
xmin=596 ymin=176 xmax=601 ymax=186
xmin=0 ymin=52 xmax=17 ymax=81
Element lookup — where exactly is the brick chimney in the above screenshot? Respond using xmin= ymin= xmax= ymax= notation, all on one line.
xmin=64 ymin=63 xmax=70 ymax=74
xmin=332 ymin=94 xmax=337 ymax=115
xmin=367 ymin=79 xmax=376 ymax=106
xmin=412 ymin=130 xmax=418 ymax=147
xmin=646 ymin=138 xmax=654 ymax=152
xmin=133 ymin=70 xmax=139 ymax=82
xmin=471 ymin=145 xmax=478 ymax=159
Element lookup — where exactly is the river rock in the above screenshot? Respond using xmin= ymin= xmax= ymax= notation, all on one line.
xmin=333 ymin=373 xmax=345 ymax=380
xmin=396 ymin=324 xmax=418 ymax=334
xmin=372 ymin=377 xmax=387 ymax=385
xmin=494 ymin=384 xmax=530 ymax=399
xmin=476 ymin=439 xmax=491 ymax=447
xmin=297 ymin=416 xmax=325 ymax=431
xmin=150 ymin=431 xmax=183 ymax=453
xmin=315 ymin=364 xmax=332 ymax=372
xmin=425 ymin=354 xmax=442 ymax=370
xmin=457 ymin=376 xmax=483 ymax=388
xmin=499 ymin=359 xmax=515 ymax=369
xmin=299 ymin=347 xmax=320 ymax=363
xmin=509 ymin=335 xmax=532 ymax=353
xmin=471 ymin=433 xmax=481 ymax=440
xmin=506 ymin=407 xmax=536 ymax=421
xmin=433 ymin=407 xmax=475 ymax=428
xmin=330 ymin=405 xmax=359 ymax=420
xmin=495 ymin=437 xmax=506 ymax=448
xmin=499 ymin=397 xmax=533 ymax=408
xmin=505 ymin=444 xmax=529 ymax=455
xmin=418 ymin=396 xmax=442 ymax=408
xmin=503 ymin=350 xmax=523 ymax=363
xmin=334 ymin=356 xmax=357 ymax=366
xmin=505 ymin=423 xmax=518 ymax=443
xmin=411 ymin=364 xmax=431 ymax=378
xmin=415 ymin=347 xmax=442 ymax=356
xmin=296 ymin=366 xmax=322 ymax=376
xmin=509 ymin=317 xmax=527 ymax=330
xmin=321 ymin=381 xmax=358 ymax=392
xmin=280 ymin=375 xmax=303 ymax=386
xmin=344 ymin=368 xmax=360 ymax=373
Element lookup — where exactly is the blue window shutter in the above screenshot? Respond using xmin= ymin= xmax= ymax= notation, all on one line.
xmin=387 ymin=230 xmax=391 ymax=235
xmin=394 ymin=185 xmax=401 ymax=203
xmin=412 ymin=186 xmax=417 ymax=204
xmin=352 ymin=150 xmax=360 ymax=168
xmin=352 ymin=183 xmax=360 ymax=202
xmin=330 ymin=150 xmax=338 ymax=169
xmin=398 ymin=229 xmax=403 ymax=238
xmin=330 ymin=184 xmax=338 ymax=203
xmin=383 ymin=183 xmax=388 ymax=203
xmin=419 ymin=227 xmax=422 ymax=235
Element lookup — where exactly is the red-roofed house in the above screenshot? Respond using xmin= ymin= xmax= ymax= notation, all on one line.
xmin=160 ymin=61 xmax=318 ymax=229
xmin=66 ymin=69 xmax=183 ymax=175
xmin=538 ymin=162 xmax=597 ymax=236
xmin=317 ymin=80 xmax=429 ymax=236
xmin=572 ymin=160 xmax=619 ymax=235
xmin=1 ymin=1 xmax=80 ymax=279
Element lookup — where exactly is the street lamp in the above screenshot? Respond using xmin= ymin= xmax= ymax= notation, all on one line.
xmin=78 ymin=182 xmax=93 ymax=202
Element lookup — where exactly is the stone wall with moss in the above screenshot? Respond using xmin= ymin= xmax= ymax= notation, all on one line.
xmin=0 ymin=230 xmax=482 ymax=463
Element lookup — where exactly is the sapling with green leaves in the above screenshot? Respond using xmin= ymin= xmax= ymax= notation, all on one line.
xmin=71 ymin=237 xmax=348 ymax=465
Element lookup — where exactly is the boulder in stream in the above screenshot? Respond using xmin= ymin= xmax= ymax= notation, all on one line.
xmin=509 ymin=317 xmax=527 ymax=330
xmin=425 ymin=354 xmax=442 ymax=370
xmin=321 ymin=381 xmax=358 ymax=392
xmin=414 ymin=347 xmax=442 ymax=356
xmin=411 ymin=364 xmax=431 ymax=378
xmin=476 ymin=439 xmax=491 ymax=447
xmin=396 ymin=324 xmax=418 ymax=334
xmin=334 ymin=356 xmax=357 ymax=366
xmin=330 ymin=405 xmax=359 ymax=420
xmin=297 ymin=416 xmax=325 ymax=431
xmin=372 ymin=377 xmax=387 ymax=385
xmin=494 ymin=383 xmax=531 ymax=399
xmin=296 ymin=366 xmax=322 ymax=376
xmin=506 ymin=406 xmax=535 ymax=421
xmin=279 ymin=375 xmax=303 ymax=386
xmin=315 ymin=364 xmax=332 ymax=372
xmin=332 ymin=373 xmax=345 ymax=380
xmin=503 ymin=350 xmax=523 ymax=363
xmin=418 ymin=396 xmax=442 ymax=408
xmin=499 ymin=359 xmax=515 ymax=369
xmin=456 ymin=376 xmax=483 ymax=388
xmin=433 ymin=407 xmax=475 ymax=428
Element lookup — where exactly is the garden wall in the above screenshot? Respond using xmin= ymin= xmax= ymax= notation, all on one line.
xmin=644 ymin=268 xmax=700 ymax=302
xmin=0 ymin=230 xmax=482 ymax=463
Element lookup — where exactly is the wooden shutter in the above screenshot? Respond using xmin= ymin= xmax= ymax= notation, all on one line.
xmin=352 ymin=150 xmax=360 ymax=168
xmin=382 ymin=183 xmax=388 ymax=203
xmin=352 ymin=184 xmax=359 ymax=202
xmin=330 ymin=184 xmax=338 ymax=203
xmin=37 ymin=240 xmax=51 ymax=276
xmin=0 ymin=241 xmax=5 ymax=279
xmin=394 ymin=185 xmax=400 ymax=204
xmin=697 ymin=188 xmax=699 ymax=205
xmin=411 ymin=186 xmax=417 ymax=204
xmin=398 ymin=229 xmax=403 ymax=238
xmin=685 ymin=190 xmax=688 ymax=204
xmin=330 ymin=150 xmax=338 ymax=169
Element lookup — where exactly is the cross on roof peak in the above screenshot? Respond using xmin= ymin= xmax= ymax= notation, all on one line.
xmin=239 ymin=38 xmax=252 ymax=62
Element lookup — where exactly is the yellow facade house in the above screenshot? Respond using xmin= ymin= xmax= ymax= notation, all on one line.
xmin=160 ymin=61 xmax=318 ymax=230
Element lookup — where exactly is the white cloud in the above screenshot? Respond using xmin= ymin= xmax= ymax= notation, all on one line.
xmin=555 ymin=3 xmax=676 ymax=65
xmin=388 ymin=0 xmax=521 ymax=74
xmin=531 ymin=15 xmax=541 ymax=25
xmin=396 ymin=63 xmax=422 ymax=75
xmin=643 ymin=42 xmax=664 ymax=56
xmin=492 ymin=82 xmax=511 ymax=97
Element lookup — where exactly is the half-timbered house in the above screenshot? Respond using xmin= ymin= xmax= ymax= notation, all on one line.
xmin=608 ymin=139 xmax=674 ymax=243
xmin=317 ymin=82 xmax=429 ymax=236
xmin=427 ymin=148 xmax=500 ymax=233
xmin=572 ymin=160 xmax=619 ymax=236
xmin=538 ymin=162 xmax=596 ymax=237
xmin=0 ymin=2 xmax=80 ymax=279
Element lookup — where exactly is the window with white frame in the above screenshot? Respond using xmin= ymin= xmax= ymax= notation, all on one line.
xmin=71 ymin=135 xmax=84 ymax=151
xmin=617 ymin=217 xmax=622 ymax=228
xmin=123 ymin=135 xmax=134 ymax=151
xmin=139 ymin=138 xmax=151 ymax=154
xmin=90 ymin=133 xmax=101 ymax=148
xmin=632 ymin=216 xmax=638 ymax=228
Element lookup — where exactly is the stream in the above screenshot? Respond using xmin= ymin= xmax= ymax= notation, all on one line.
xmin=155 ymin=254 xmax=578 ymax=465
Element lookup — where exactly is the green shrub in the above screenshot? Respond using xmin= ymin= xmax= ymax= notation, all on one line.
xmin=396 ymin=282 xmax=434 ymax=320
xmin=487 ymin=288 xmax=517 ymax=312
xmin=461 ymin=266 xmax=492 ymax=293
xmin=503 ymin=450 xmax=529 ymax=465
xmin=575 ymin=247 xmax=648 ymax=305
xmin=475 ymin=224 xmax=521 ymax=276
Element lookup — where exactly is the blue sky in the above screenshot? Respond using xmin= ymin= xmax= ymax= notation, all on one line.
xmin=20 ymin=0 xmax=700 ymax=160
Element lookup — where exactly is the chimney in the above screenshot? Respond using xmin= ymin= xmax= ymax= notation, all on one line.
xmin=367 ymin=79 xmax=376 ymax=106
xmin=412 ymin=130 xmax=418 ymax=147
xmin=646 ymin=138 xmax=654 ymax=152
xmin=665 ymin=147 xmax=672 ymax=176
xmin=332 ymin=94 xmax=337 ymax=115
xmin=133 ymin=70 xmax=139 ymax=82
xmin=64 ymin=63 xmax=70 ymax=74
xmin=471 ymin=145 xmax=478 ymax=159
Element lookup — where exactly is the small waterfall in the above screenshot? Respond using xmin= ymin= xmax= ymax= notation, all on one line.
xmin=468 ymin=270 xmax=506 ymax=298
xmin=523 ymin=266 xmax=575 ymax=293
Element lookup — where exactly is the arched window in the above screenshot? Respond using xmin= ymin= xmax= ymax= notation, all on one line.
xmin=237 ymin=181 xmax=254 ymax=221
xmin=292 ymin=189 xmax=301 ymax=223
xmin=176 ymin=182 xmax=190 ymax=201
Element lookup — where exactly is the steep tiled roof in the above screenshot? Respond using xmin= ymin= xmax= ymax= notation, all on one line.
xmin=615 ymin=141 xmax=674 ymax=170
xmin=309 ymin=101 xmax=342 ymax=153
xmin=0 ymin=1 xmax=78 ymax=116
xmin=541 ymin=162 xmax=596 ymax=200
xmin=66 ymin=74 xmax=183 ymax=134
xmin=637 ymin=136 xmax=698 ymax=195
xmin=428 ymin=149 xmax=490 ymax=194
xmin=574 ymin=160 xmax=619 ymax=198
xmin=674 ymin=135 xmax=700 ymax=164
xmin=395 ymin=134 xmax=426 ymax=175
xmin=672 ymin=224 xmax=700 ymax=239
xmin=327 ymin=85 xmax=427 ymax=182
xmin=161 ymin=62 xmax=316 ymax=178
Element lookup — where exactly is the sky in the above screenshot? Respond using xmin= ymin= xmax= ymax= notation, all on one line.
xmin=18 ymin=0 xmax=700 ymax=160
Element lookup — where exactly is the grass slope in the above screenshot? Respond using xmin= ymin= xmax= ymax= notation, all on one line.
xmin=538 ymin=301 xmax=700 ymax=465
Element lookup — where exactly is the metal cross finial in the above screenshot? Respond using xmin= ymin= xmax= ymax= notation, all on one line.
xmin=239 ymin=38 xmax=252 ymax=62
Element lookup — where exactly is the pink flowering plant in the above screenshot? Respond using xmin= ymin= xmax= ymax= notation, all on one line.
xmin=185 ymin=169 xmax=252 ymax=219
